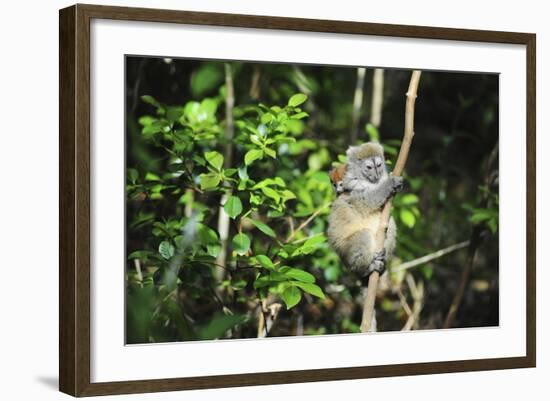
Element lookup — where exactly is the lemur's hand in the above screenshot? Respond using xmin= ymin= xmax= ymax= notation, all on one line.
xmin=390 ymin=176 xmax=404 ymax=194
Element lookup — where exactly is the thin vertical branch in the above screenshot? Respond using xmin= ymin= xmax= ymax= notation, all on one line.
xmin=402 ymin=273 xmax=424 ymax=331
xmin=350 ymin=67 xmax=366 ymax=144
xmin=361 ymin=70 xmax=422 ymax=333
xmin=133 ymin=259 xmax=143 ymax=283
xmin=370 ymin=68 xmax=385 ymax=128
xmin=215 ymin=63 xmax=235 ymax=278
xmin=249 ymin=65 xmax=261 ymax=100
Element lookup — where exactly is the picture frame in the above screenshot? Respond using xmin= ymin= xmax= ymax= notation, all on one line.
xmin=59 ymin=3 xmax=536 ymax=397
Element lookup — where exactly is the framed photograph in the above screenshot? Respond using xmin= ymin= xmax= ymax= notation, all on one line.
xmin=59 ymin=4 xmax=536 ymax=397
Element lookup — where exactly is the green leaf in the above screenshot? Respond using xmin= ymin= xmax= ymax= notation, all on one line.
xmin=400 ymin=209 xmax=416 ymax=228
xmin=304 ymin=234 xmax=326 ymax=248
xmin=141 ymin=95 xmax=162 ymax=109
xmin=190 ymin=63 xmax=224 ymax=97
xmin=138 ymin=115 xmax=156 ymax=126
xmin=256 ymin=255 xmax=275 ymax=270
xmin=324 ymin=266 xmax=340 ymax=282
xmin=158 ymin=241 xmax=175 ymax=260
xmin=260 ymin=113 xmax=274 ymax=124
xmin=400 ymin=194 xmax=419 ymax=206
xmin=127 ymin=250 xmax=153 ymax=260
xmin=365 ymin=123 xmax=380 ymax=142
xmin=232 ymin=233 xmax=251 ymax=255
xmin=264 ymin=147 xmax=277 ymax=158
xmin=199 ymin=173 xmax=221 ymax=190
xmin=205 ymin=151 xmax=224 ymax=171
xmin=261 ymin=187 xmax=280 ymax=202
xmin=127 ymin=168 xmax=139 ymax=184
xmin=281 ymin=267 xmax=315 ymax=283
xmin=294 ymin=282 xmax=325 ymax=299
xmin=487 ymin=218 xmax=498 ymax=234
xmin=288 ymin=93 xmax=308 ymax=108
xmin=223 ymin=196 xmax=243 ymax=219
xmin=248 ymin=218 xmax=277 ymax=238
xmin=290 ymin=111 xmax=309 ymax=120
xmin=196 ymin=314 xmax=247 ymax=340
xmin=245 ymin=149 xmax=264 ymax=166
xmin=207 ymin=243 xmax=221 ymax=258
xmin=249 ymin=193 xmax=261 ymax=206
xmin=238 ymin=166 xmax=249 ymax=181
xmin=281 ymin=286 xmax=302 ymax=309
xmin=145 ymin=172 xmax=161 ymax=181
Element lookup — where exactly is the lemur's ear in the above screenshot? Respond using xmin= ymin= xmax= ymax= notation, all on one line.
xmin=329 ymin=165 xmax=347 ymax=183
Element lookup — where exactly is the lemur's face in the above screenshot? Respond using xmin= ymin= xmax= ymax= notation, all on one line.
xmin=363 ymin=156 xmax=385 ymax=183
xmin=333 ymin=180 xmax=345 ymax=194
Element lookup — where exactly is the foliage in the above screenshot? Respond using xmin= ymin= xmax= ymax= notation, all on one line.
xmin=125 ymin=58 xmax=499 ymax=342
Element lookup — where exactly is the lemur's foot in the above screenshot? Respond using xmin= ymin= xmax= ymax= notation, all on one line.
xmin=365 ymin=250 xmax=386 ymax=277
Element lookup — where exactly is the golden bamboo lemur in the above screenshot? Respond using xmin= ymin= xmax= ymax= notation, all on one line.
xmin=327 ymin=142 xmax=403 ymax=280
xmin=328 ymin=164 xmax=347 ymax=195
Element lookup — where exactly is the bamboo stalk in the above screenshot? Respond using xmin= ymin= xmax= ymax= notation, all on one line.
xmin=215 ymin=63 xmax=236 ymax=280
xmin=350 ymin=67 xmax=366 ymax=144
xmin=370 ymin=68 xmax=385 ymax=128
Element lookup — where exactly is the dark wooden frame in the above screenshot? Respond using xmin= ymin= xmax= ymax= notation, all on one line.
xmin=59 ymin=3 xmax=536 ymax=397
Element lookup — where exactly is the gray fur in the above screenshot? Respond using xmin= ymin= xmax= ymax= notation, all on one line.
xmin=327 ymin=142 xmax=402 ymax=280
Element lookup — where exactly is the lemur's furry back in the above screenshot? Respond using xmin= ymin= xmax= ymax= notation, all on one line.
xmin=327 ymin=142 xmax=403 ymax=279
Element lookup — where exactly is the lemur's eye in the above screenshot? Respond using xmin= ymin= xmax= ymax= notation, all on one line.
xmin=366 ymin=165 xmax=372 ymax=170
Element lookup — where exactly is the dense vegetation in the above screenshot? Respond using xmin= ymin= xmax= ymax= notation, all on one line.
xmin=125 ymin=57 xmax=499 ymax=343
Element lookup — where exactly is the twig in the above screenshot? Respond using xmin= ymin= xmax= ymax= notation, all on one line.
xmin=133 ymin=259 xmax=143 ymax=283
xmin=361 ymin=70 xmax=422 ymax=333
xmin=249 ymin=65 xmax=261 ymax=100
xmin=393 ymin=241 xmax=470 ymax=273
xmin=257 ymin=298 xmax=282 ymax=338
xmin=402 ymin=273 xmax=424 ymax=331
xmin=350 ymin=67 xmax=366 ymax=143
xmin=396 ymin=288 xmax=413 ymax=317
xmin=285 ymin=202 xmax=330 ymax=243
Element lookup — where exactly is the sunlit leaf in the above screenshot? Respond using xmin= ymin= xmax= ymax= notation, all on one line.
xmin=248 ymin=218 xmax=277 ymax=238
xmin=232 ymin=233 xmax=250 ymax=255
xmin=158 ymin=241 xmax=175 ymax=260
xmin=293 ymin=282 xmax=325 ymax=299
xmin=288 ymin=93 xmax=308 ymax=108
xmin=205 ymin=151 xmax=224 ymax=171
xmin=191 ymin=63 xmax=224 ymax=97
xmin=223 ymin=196 xmax=243 ymax=219
xmin=281 ymin=267 xmax=315 ymax=283
xmin=199 ymin=173 xmax=221 ymax=190
xmin=400 ymin=209 xmax=416 ymax=228
xmin=245 ymin=149 xmax=264 ymax=166
xmin=281 ymin=286 xmax=302 ymax=309
xmin=256 ymin=255 xmax=275 ymax=270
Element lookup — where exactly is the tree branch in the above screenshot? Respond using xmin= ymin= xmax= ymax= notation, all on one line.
xmin=285 ymin=202 xmax=330 ymax=243
xmin=370 ymin=68 xmax=385 ymax=128
xmin=392 ymin=240 xmax=470 ymax=273
xmin=350 ymin=67 xmax=366 ymax=143
xmin=215 ymin=63 xmax=236 ymax=281
xmin=361 ymin=70 xmax=422 ymax=333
